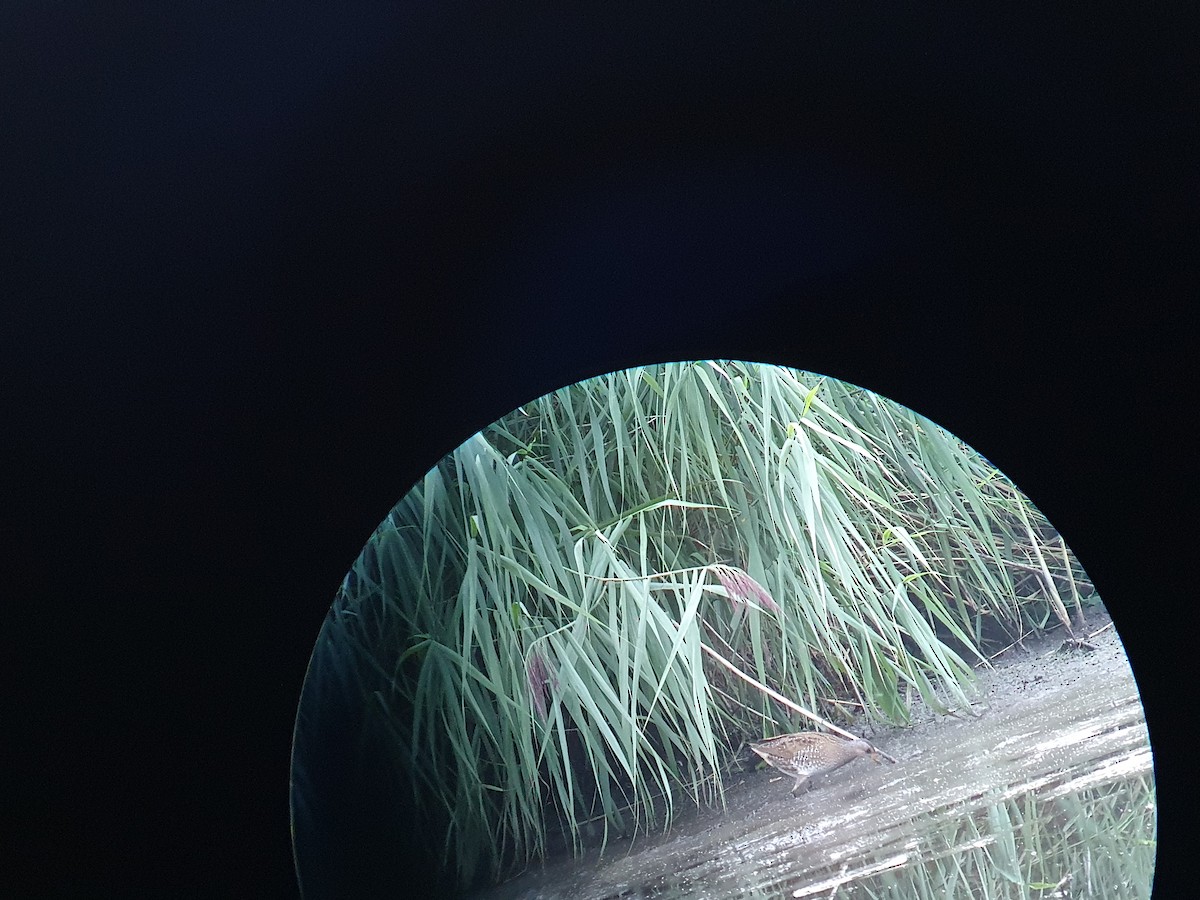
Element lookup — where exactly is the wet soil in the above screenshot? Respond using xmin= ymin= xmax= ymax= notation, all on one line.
xmin=472 ymin=606 xmax=1142 ymax=900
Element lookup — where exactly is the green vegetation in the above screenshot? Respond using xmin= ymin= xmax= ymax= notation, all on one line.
xmin=852 ymin=774 xmax=1157 ymax=900
xmin=305 ymin=361 xmax=1094 ymax=888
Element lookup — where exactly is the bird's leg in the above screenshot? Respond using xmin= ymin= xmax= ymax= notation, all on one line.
xmin=790 ymin=775 xmax=811 ymax=796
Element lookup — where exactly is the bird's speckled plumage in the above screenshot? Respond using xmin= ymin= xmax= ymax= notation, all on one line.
xmin=749 ymin=732 xmax=883 ymax=796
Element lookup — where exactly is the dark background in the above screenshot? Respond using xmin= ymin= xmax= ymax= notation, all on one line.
xmin=4 ymin=4 xmax=1194 ymax=896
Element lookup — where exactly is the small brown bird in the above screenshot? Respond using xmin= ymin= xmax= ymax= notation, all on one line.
xmin=749 ymin=732 xmax=883 ymax=796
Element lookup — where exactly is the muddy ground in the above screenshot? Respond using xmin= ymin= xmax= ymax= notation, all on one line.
xmin=473 ymin=606 xmax=1143 ymax=899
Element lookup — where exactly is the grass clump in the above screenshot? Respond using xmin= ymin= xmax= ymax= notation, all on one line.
xmin=294 ymin=360 xmax=1095 ymax=889
xmin=854 ymin=775 xmax=1156 ymax=900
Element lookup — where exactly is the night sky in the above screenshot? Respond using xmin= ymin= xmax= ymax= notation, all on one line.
xmin=4 ymin=5 xmax=1194 ymax=896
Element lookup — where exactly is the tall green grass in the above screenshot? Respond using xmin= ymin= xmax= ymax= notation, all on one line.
xmin=303 ymin=361 xmax=1093 ymax=888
